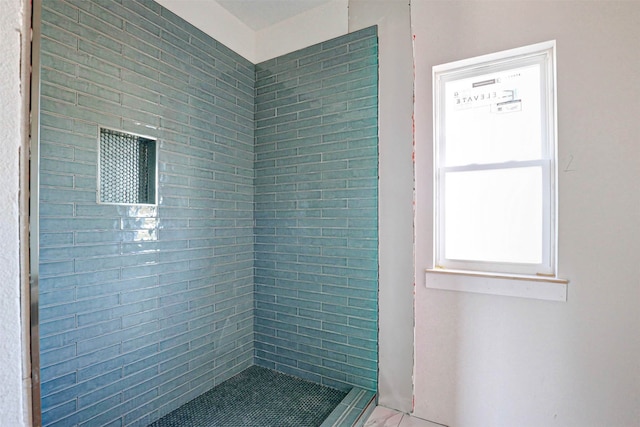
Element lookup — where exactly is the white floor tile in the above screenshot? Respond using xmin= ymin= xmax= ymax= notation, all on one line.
xmin=363 ymin=406 xmax=446 ymax=427
xmin=363 ymin=406 xmax=404 ymax=427
xmin=398 ymin=413 xmax=444 ymax=427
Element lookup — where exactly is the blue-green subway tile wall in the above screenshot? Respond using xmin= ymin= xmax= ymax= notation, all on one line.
xmin=39 ymin=0 xmax=378 ymax=424
xmin=254 ymin=27 xmax=379 ymax=392
xmin=39 ymin=1 xmax=254 ymax=426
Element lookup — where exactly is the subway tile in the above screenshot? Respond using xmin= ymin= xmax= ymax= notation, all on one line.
xmin=323 ymin=321 xmax=376 ymax=341
xmin=124 ymin=0 xmax=162 ymax=19
xmin=73 ymin=1 xmax=124 ymax=30
xmin=41 ymin=82 xmax=77 ymax=105
xmin=41 ymin=7 xmax=376 ymax=424
xmin=74 ymin=393 xmax=125 ymax=427
xmin=73 ymin=146 xmax=97 ymax=163
xmin=41 ymin=25 xmax=78 ymax=57
xmin=41 ymin=112 xmax=75 ymax=133
xmin=40 ymin=243 xmax=121 ymax=262
xmin=40 ymin=54 xmax=77 ymax=80
xmin=349 ymin=35 xmax=378 ymax=53
xmin=322 ymin=27 xmax=376 ymax=52
xmin=40 ymin=158 xmax=96 ymax=176
xmin=73 ymin=369 xmax=126 ymax=410
xmin=299 ymin=44 xmax=349 ymax=67
xmin=77 ymin=277 xmax=158 ymax=303
xmin=322 ymin=105 xmax=378 ymax=125
xmin=324 ymin=359 xmax=377 ymax=378
xmin=42 ymin=399 xmax=78 ymax=426
xmin=321 ymin=46 xmax=375 ymax=71
xmin=73 ymin=20 xmax=123 ymax=55
xmin=253 ymin=27 xmax=378 ymax=391
xmin=43 ymin=0 xmax=79 ymax=22
xmin=39 ymin=260 xmax=75 ymax=277
xmin=42 ymin=369 xmax=112 ymax=407
xmin=40 ymin=171 xmax=74 ymax=189
xmin=322 ymin=340 xmax=376 ymax=362
xmin=74 ymin=175 xmax=97 ymax=189
xmin=41 ymin=371 xmax=77 ymax=397
xmin=40 ymin=233 xmax=76 ymax=250
xmin=347 ymin=74 xmax=378 ymax=94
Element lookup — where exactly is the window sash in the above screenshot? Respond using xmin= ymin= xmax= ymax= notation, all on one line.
xmin=436 ymin=159 xmax=553 ymax=275
xmin=433 ymin=41 xmax=557 ymax=276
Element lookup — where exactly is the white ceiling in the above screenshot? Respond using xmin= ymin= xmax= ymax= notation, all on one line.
xmin=215 ymin=0 xmax=334 ymax=31
xmin=155 ymin=0 xmax=346 ymax=63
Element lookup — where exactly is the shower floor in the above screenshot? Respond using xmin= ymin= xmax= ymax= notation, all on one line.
xmin=148 ymin=365 xmax=348 ymax=427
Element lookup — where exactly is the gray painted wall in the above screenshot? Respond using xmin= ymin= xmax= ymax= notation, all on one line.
xmin=349 ymin=0 xmax=415 ymax=412
xmin=413 ymin=1 xmax=640 ymax=426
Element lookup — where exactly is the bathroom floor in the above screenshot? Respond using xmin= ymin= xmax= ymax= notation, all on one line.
xmin=148 ymin=365 xmax=347 ymax=427
xmin=363 ymin=406 xmax=444 ymax=427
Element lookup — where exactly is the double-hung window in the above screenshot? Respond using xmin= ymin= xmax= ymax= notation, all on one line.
xmin=433 ymin=41 xmax=558 ymax=278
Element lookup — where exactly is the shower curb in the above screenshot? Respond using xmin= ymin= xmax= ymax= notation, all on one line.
xmin=320 ymin=388 xmax=376 ymax=427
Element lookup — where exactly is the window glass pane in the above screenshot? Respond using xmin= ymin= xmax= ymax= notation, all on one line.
xmin=444 ymin=63 xmax=542 ymax=166
xmin=444 ymin=167 xmax=542 ymax=264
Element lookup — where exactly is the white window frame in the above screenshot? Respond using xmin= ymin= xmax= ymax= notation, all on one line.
xmin=427 ymin=41 xmax=567 ymax=301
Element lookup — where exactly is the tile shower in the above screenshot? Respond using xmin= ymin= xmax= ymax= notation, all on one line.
xmin=37 ymin=0 xmax=378 ymax=425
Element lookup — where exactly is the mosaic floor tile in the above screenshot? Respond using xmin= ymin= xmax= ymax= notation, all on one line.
xmin=148 ymin=365 xmax=347 ymax=427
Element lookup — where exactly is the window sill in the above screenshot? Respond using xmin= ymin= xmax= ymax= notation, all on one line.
xmin=425 ymin=268 xmax=568 ymax=302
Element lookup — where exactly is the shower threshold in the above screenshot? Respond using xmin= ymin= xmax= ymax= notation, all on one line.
xmin=148 ymin=365 xmax=375 ymax=427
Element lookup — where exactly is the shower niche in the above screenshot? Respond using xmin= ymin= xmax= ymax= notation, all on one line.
xmin=98 ymin=128 xmax=157 ymax=206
